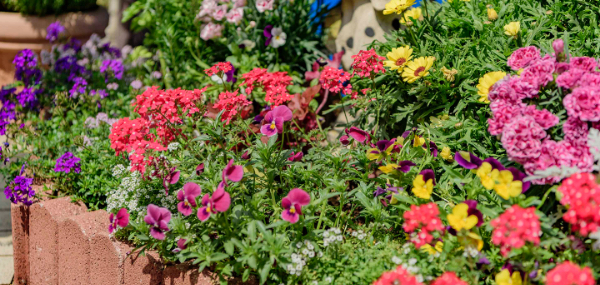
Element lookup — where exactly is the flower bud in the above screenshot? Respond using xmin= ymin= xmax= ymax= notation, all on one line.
xmin=487 ymin=7 xmax=498 ymax=21
xmin=249 ymin=21 xmax=256 ymax=28
xmin=552 ymin=39 xmax=564 ymax=55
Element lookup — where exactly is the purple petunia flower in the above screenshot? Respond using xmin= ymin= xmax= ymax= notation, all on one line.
xmin=69 ymin=77 xmax=88 ymax=98
xmin=4 ymin=164 xmax=35 ymax=206
xmin=46 ymin=21 xmax=66 ymax=43
xmin=54 ymin=55 xmax=84 ymax=79
xmin=0 ymin=87 xmax=16 ymax=105
xmin=54 ymin=152 xmax=81 ymax=174
xmin=13 ymin=49 xmax=41 ymax=85
xmin=16 ymin=87 xmax=39 ymax=108
xmin=0 ymin=102 xmax=16 ymax=136
xmin=260 ymin=105 xmax=293 ymax=137
xmin=144 ymin=204 xmax=171 ymax=240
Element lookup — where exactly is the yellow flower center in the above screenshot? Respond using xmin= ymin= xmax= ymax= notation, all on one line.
xmin=206 ymin=206 xmax=211 ymax=213
xmin=270 ymin=122 xmax=276 ymax=130
xmin=289 ymin=208 xmax=296 ymax=214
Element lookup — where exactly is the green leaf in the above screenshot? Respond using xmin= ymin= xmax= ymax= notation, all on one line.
xmin=224 ymin=241 xmax=234 ymax=255
xmin=260 ymin=260 xmax=272 ymax=284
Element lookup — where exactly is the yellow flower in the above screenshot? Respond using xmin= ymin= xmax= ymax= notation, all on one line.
xmin=367 ymin=148 xmax=383 ymax=161
xmin=379 ymin=164 xmax=399 ymax=174
xmin=400 ymin=8 xmax=423 ymax=25
xmin=402 ymin=56 xmax=435 ymax=83
xmin=440 ymin=147 xmax=453 ymax=161
xmin=383 ymin=0 xmax=416 ymax=15
xmin=458 ymin=232 xmax=484 ymax=251
xmin=384 ymin=46 xmax=413 ymax=73
xmin=476 ymin=71 xmax=506 ymax=103
xmin=421 ymin=241 xmax=443 ymax=255
xmin=448 ymin=203 xmax=478 ymax=231
xmin=412 ymin=174 xmax=433 ymax=199
xmin=487 ymin=7 xmax=498 ymax=21
xmin=504 ymin=21 xmax=520 ymax=38
xmin=413 ymin=135 xmax=426 ymax=147
xmin=493 ymin=170 xmax=523 ymax=200
xmin=476 ymin=162 xmax=497 ymax=190
xmin=495 ymin=269 xmax=522 ymax=285
xmin=440 ymin=66 xmax=458 ymax=82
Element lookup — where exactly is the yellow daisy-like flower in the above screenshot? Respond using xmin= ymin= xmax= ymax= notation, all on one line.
xmin=487 ymin=7 xmax=498 ymax=21
xmin=495 ymin=269 xmax=522 ymax=285
xmin=412 ymin=174 xmax=433 ymax=199
xmin=493 ymin=170 xmax=523 ymax=200
xmin=440 ymin=147 xmax=453 ymax=161
xmin=383 ymin=0 xmax=416 ymax=15
xmin=504 ymin=21 xmax=520 ymax=38
xmin=383 ymin=46 xmax=413 ymax=73
xmin=447 ymin=203 xmax=478 ymax=231
xmin=402 ymin=56 xmax=435 ymax=83
xmin=476 ymin=71 xmax=506 ymax=103
xmin=400 ymin=8 xmax=423 ymax=25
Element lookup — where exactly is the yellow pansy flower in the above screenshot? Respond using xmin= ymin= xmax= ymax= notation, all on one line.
xmin=367 ymin=148 xmax=383 ymax=161
xmin=421 ymin=241 xmax=443 ymax=255
xmin=379 ymin=164 xmax=399 ymax=174
xmin=476 ymin=71 xmax=506 ymax=103
xmin=402 ymin=56 xmax=435 ymax=83
xmin=412 ymin=174 xmax=433 ymax=199
xmin=440 ymin=147 xmax=452 ymax=161
xmin=383 ymin=0 xmax=416 ymax=15
xmin=458 ymin=232 xmax=484 ymax=251
xmin=495 ymin=269 xmax=522 ymax=285
xmin=504 ymin=22 xmax=520 ymax=38
xmin=447 ymin=203 xmax=478 ymax=231
xmin=400 ymin=8 xmax=423 ymax=25
xmin=384 ymin=46 xmax=413 ymax=73
xmin=475 ymin=162 xmax=498 ymax=190
xmin=493 ymin=170 xmax=522 ymax=199
xmin=413 ymin=135 xmax=426 ymax=147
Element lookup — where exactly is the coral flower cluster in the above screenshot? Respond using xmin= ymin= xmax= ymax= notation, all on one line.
xmin=557 ymin=173 xmax=600 ymax=236
xmin=490 ymin=205 xmax=541 ymax=256
xmin=241 ymin=68 xmax=294 ymax=106
xmin=373 ymin=266 xmax=423 ymax=285
xmin=402 ymin=202 xmax=444 ymax=248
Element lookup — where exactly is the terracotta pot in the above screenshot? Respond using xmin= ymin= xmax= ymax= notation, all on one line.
xmin=0 ymin=7 xmax=109 ymax=86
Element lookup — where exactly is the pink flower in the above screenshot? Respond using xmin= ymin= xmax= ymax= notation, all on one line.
xmin=196 ymin=163 xmax=205 ymax=175
xmin=491 ymin=205 xmax=540 ymax=257
xmin=501 ymin=115 xmax=545 ymax=162
xmin=525 ymin=106 xmax=559 ymax=129
xmin=197 ymin=183 xmax=231 ymax=221
xmin=488 ymin=76 xmax=537 ymax=103
xmin=507 ymin=46 xmax=541 ymax=70
xmin=563 ymin=117 xmax=589 ymax=146
xmin=162 ymin=167 xmax=180 ymax=195
xmin=339 ymin=135 xmax=350 ymax=146
xmin=555 ymin=62 xmax=571 ymax=74
xmin=144 ymin=204 xmax=171 ymax=240
xmin=523 ymin=139 xmax=561 ymax=185
xmin=211 ymin=4 xmax=228 ymax=20
xmin=579 ymin=72 xmax=600 ymax=87
xmin=233 ymin=0 xmax=246 ymax=7
xmin=226 ymin=7 xmax=244 ymax=24
xmin=350 ymin=49 xmax=386 ymax=78
xmin=564 ymin=86 xmax=600 ymax=122
xmin=177 ymin=182 xmax=202 ymax=216
xmin=200 ymin=23 xmax=223 ymax=41
xmin=173 ymin=239 xmax=187 ymax=253
xmin=520 ymin=59 xmax=555 ymax=89
xmin=260 ymin=105 xmax=293 ymax=137
xmin=487 ymin=101 xmax=527 ymax=135
xmin=281 ymin=188 xmax=310 ymax=223
xmin=255 ymin=0 xmax=274 ymax=12
xmin=222 ymin=159 xmax=244 ymax=184
xmin=345 ymin=126 xmax=369 ymax=143
xmin=552 ymin=39 xmax=564 ymax=55
xmin=570 ymin=57 xmax=598 ymax=72
xmin=108 ymin=208 xmax=129 ymax=234
xmin=556 ymin=68 xmax=586 ymax=89
xmin=288 ymin=151 xmax=303 ymax=162
xmin=197 ymin=0 xmax=217 ymax=18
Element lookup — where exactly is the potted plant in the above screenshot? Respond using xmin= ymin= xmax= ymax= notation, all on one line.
xmin=0 ymin=0 xmax=109 ymax=85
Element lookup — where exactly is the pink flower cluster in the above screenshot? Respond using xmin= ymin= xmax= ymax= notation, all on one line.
xmin=546 ymin=261 xmax=595 ymax=285
xmin=319 ymin=66 xmax=352 ymax=95
xmin=240 ymin=68 xmax=294 ymax=106
xmin=490 ymin=205 xmax=540 ymax=257
xmin=197 ymin=0 xmax=246 ymax=40
xmin=204 ymin=62 xmax=233 ymax=77
xmin=402 ymin=202 xmax=444 ymax=248
xmin=557 ymin=173 xmax=600 ymax=236
xmin=373 ymin=266 xmax=424 ymax=285
xmin=350 ymin=49 xmax=385 ymax=78
xmin=488 ymin=41 xmax=599 ymax=184
xmin=109 ymin=117 xmax=167 ymax=173
xmin=430 ymin=272 xmax=468 ymax=285
xmin=211 ymin=90 xmax=252 ymax=124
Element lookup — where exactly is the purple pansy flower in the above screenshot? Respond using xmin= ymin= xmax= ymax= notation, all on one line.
xmin=264 ymin=25 xmax=274 ymax=46
xmin=197 ymin=183 xmax=231 ymax=221
xmin=373 ymin=184 xmax=402 ymax=206
xmin=177 ymin=182 xmax=202 ymax=216
xmin=108 ymin=208 xmax=129 ymax=234
xmin=260 ymin=105 xmax=293 ymax=137
xmin=454 ymin=151 xmax=483 ymax=169
xmin=425 ymin=141 xmax=438 ymax=157
xmin=144 ymin=204 xmax=172 ymax=240
xmin=54 ymin=152 xmax=81 ymax=174
xmin=463 ymin=200 xmax=484 ymax=227
xmin=46 ymin=21 xmax=65 ymax=43
xmin=281 ymin=188 xmax=310 ymax=223
xmin=507 ymin=167 xmax=531 ymax=192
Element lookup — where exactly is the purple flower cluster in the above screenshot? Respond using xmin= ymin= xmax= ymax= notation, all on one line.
xmin=4 ymin=165 xmax=35 ymax=206
xmin=13 ymin=49 xmax=41 ymax=86
xmin=488 ymin=39 xmax=597 ymax=184
xmin=16 ymin=87 xmax=39 ymax=108
xmin=69 ymin=77 xmax=88 ymax=98
xmin=100 ymin=59 xmax=124 ymax=81
xmin=46 ymin=21 xmax=65 ymax=43
xmin=0 ymin=87 xmax=16 ymax=135
xmin=54 ymin=152 xmax=81 ymax=174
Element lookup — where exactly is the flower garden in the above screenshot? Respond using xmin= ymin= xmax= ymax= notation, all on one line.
xmin=3 ymin=0 xmax=600 ymax=284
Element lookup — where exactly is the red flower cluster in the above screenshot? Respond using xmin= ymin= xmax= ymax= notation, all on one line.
xmin=211 ymin=90 xmax=252 ymax=124
xmin=373 ymin=266 xmax=424 ymax=285
xmin=204 ymin=62 xmax=233 ymax=76
xmin=319 ymin=66 xmax=352 ymax=95
xmin=351 ymin=49 xmax=385 ymax=78
xmin=402 ymin=202 xmax=444 ymax=248
xmin=546 ymin=261 xmax=595 ymax=285
xmin=109 ymin=117 xmax=166 ymax=173
xmin=491 ymin=205 xmax=541 ymax=257
xmin=558 ymin=173 xmax=600 ymax=236
xmin=240 ymin=68 xmax=294 ymax=106
xmin=430 ymin=272 xmax=468 ymax=285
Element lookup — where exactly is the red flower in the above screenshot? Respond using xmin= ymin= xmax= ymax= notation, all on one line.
xmin=319 ymin=66 xmax=352 ymax=95
xmin=351 ymin=49 xmax=386 ymax=78
xmin=210 ymin=90 xmax=252 ymax=124
xmin=402 ymin=202 xmax=444 ymax=248
xmin=241 ymin=68 xmax=294 ymax=106
xmin=430 ymin=272 xmax=468 ymax=285
xmin=373 ymin=266 xmax=424 ymax=285
xmin=558 ymin=172 xmax=600 ymax=236
xmin=204 ymin=62 xmax=233 ymax=76
xmin=109 ymin=117 xmax=167 ymax=173
xmin=546 ymin=261 xmax=595 ymax=285
xmin=490 ymin=205 xmax=541 ymax=257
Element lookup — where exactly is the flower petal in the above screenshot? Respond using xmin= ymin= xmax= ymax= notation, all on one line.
xmin=178 ymin=202 xmax=193 ymax=216
xmin=261 ymin=124 xmax=277 ymax=137
xmin=183 ymin=182 xmax=202 ymax=198
xmin=213 ymin=190 xmax=231 ymax=212
xmin=272 ymin=105 xmax=293 ymax=121
xmin=281 ymin=209 xmax=299 ymax=223
xmin=150 ymin=227 xmax=165 ymax=240
xmin=286 ymin=188 xmax=310 ymax=206
xmin=197 ymin=207 xmax=210 ymax=221
xmin=116 ymin=208 xmax=129 ymax=228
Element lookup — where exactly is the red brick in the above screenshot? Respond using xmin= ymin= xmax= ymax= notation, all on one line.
xmin=163 ymin=262 xmax=258 ymax=285
xmin=90 ymin=232 xmax=125 ymax=285
xmin=11 ymin=203 xmax=29 ymax=285
xmin=120 ymin=243 xmax=163 ymax=285
xmin=58 ymin=210 xmax=109 ymax=285
xmin=29 ymin=197 xmax=87 ymax=285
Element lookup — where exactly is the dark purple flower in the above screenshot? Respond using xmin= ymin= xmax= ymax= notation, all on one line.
xmin=339 ymin=135 xmax=350 ymax=146
xmin=162 ymin=167 xmax=180 ymax=195
xmin=454 ymin=151 xmax=483 ymax=169
xmin=69 ymin=77 xmax=88 ymax=98
xmin=100 ymin=59 xmax=124 ymax=80
xmin=64 ymin=38 xmax=82 ymax=52
xmin=144 ymin=204 xmax=171 ymax=240
xmin=177 ymin=182 xmax=201 ymax=216
xmin=13 ymin=49 xmax=41 ymax=85
xmin=463 ymin=200 xmax=484 ymax=227
xmin=477 ymin=256 xmax=490 ymax=265
xmin=0 ymin=101 xmax=16 ymax=135
xmin=54 ymin=55 xmax=84 ymax=77
xmin=420 ymin=169 xmax=436 ymax=185
xmin=288 ymin=151 xmax=303 ymax=162
xmin=225 ymin=63 xmax=236 ymax=83
xmin=0 ymin=87 xmax=16 ymax=105
xmin=260 ymin=105 xmax=293 ymax=137
xmin=54 ymin=152 xmax=81 ymax=174
xmin=264 ymin=25 xmax=274 ymax=46
xmin=425 ymin=141 xmax=438 ymax=157
xmin=376 ymin=139 xmax=396 ymax=152
xmin=4 ymin=164 xmax=35 ymax=206
xmin=16 ymin=87 xmax=39 ymax=108
xmin=253 ymin=115 xmax=264 ymax=124
xmin=46 ymin=21 xmax=65 ymax=43
xmin=108 ymin=208 xmax=129 ymax=234
xmin=482 ymin=157 xmax=504 ymax=170
xmin=101 ymin=43 xmax=121 ymax=58
xmin=373 ymin=184 xmax=402 ymax=206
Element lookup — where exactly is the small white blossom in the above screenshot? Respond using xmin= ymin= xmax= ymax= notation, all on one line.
xmin=167 ymin=142 xmax=180 ymax=151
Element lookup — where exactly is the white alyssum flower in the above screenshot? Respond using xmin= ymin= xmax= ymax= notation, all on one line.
xmin=590 ymin=230 xmax=600 ymax=250
xmin=167 ymin=142 xmax=180 ymax=151
xmin=270 ymin=27 xmax=287 ymax=48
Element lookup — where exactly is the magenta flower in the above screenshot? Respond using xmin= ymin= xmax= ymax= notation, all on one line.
xmin=288 ymin=151 xmax=303 ymax=162
xmin=144 ymin=204 xmax=171 ymax=240
xmin=108 ymin=208 xmax=129 ymax=234
xmin=552 ymin=39 xmax=564 ymax=55
xmin=222 ymin=159 xmax=244 ymax=185
xmin=260 ymin=105 xmax=293 ymax=137
xmin=197 ymin=183 xmax=231 ymax=221
xmin=345 ymin=126 xmax=369 ymax=143
xmin=163 ymin=167 xmax=180 ymax=195
xmin=339 ymin=135 xmax=350 ymax=146
xmin=264 ymin=25 xmax=274 ymax=47
xmin=177 ymin=182 xmax=202 ymax=216
xmin=196 ymin=163 xmax=205 ymax=176
xmin=174 ymin=239 xmax=187 ymax=252
xmin=281 ymin=188 xmax=311 ymax=223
